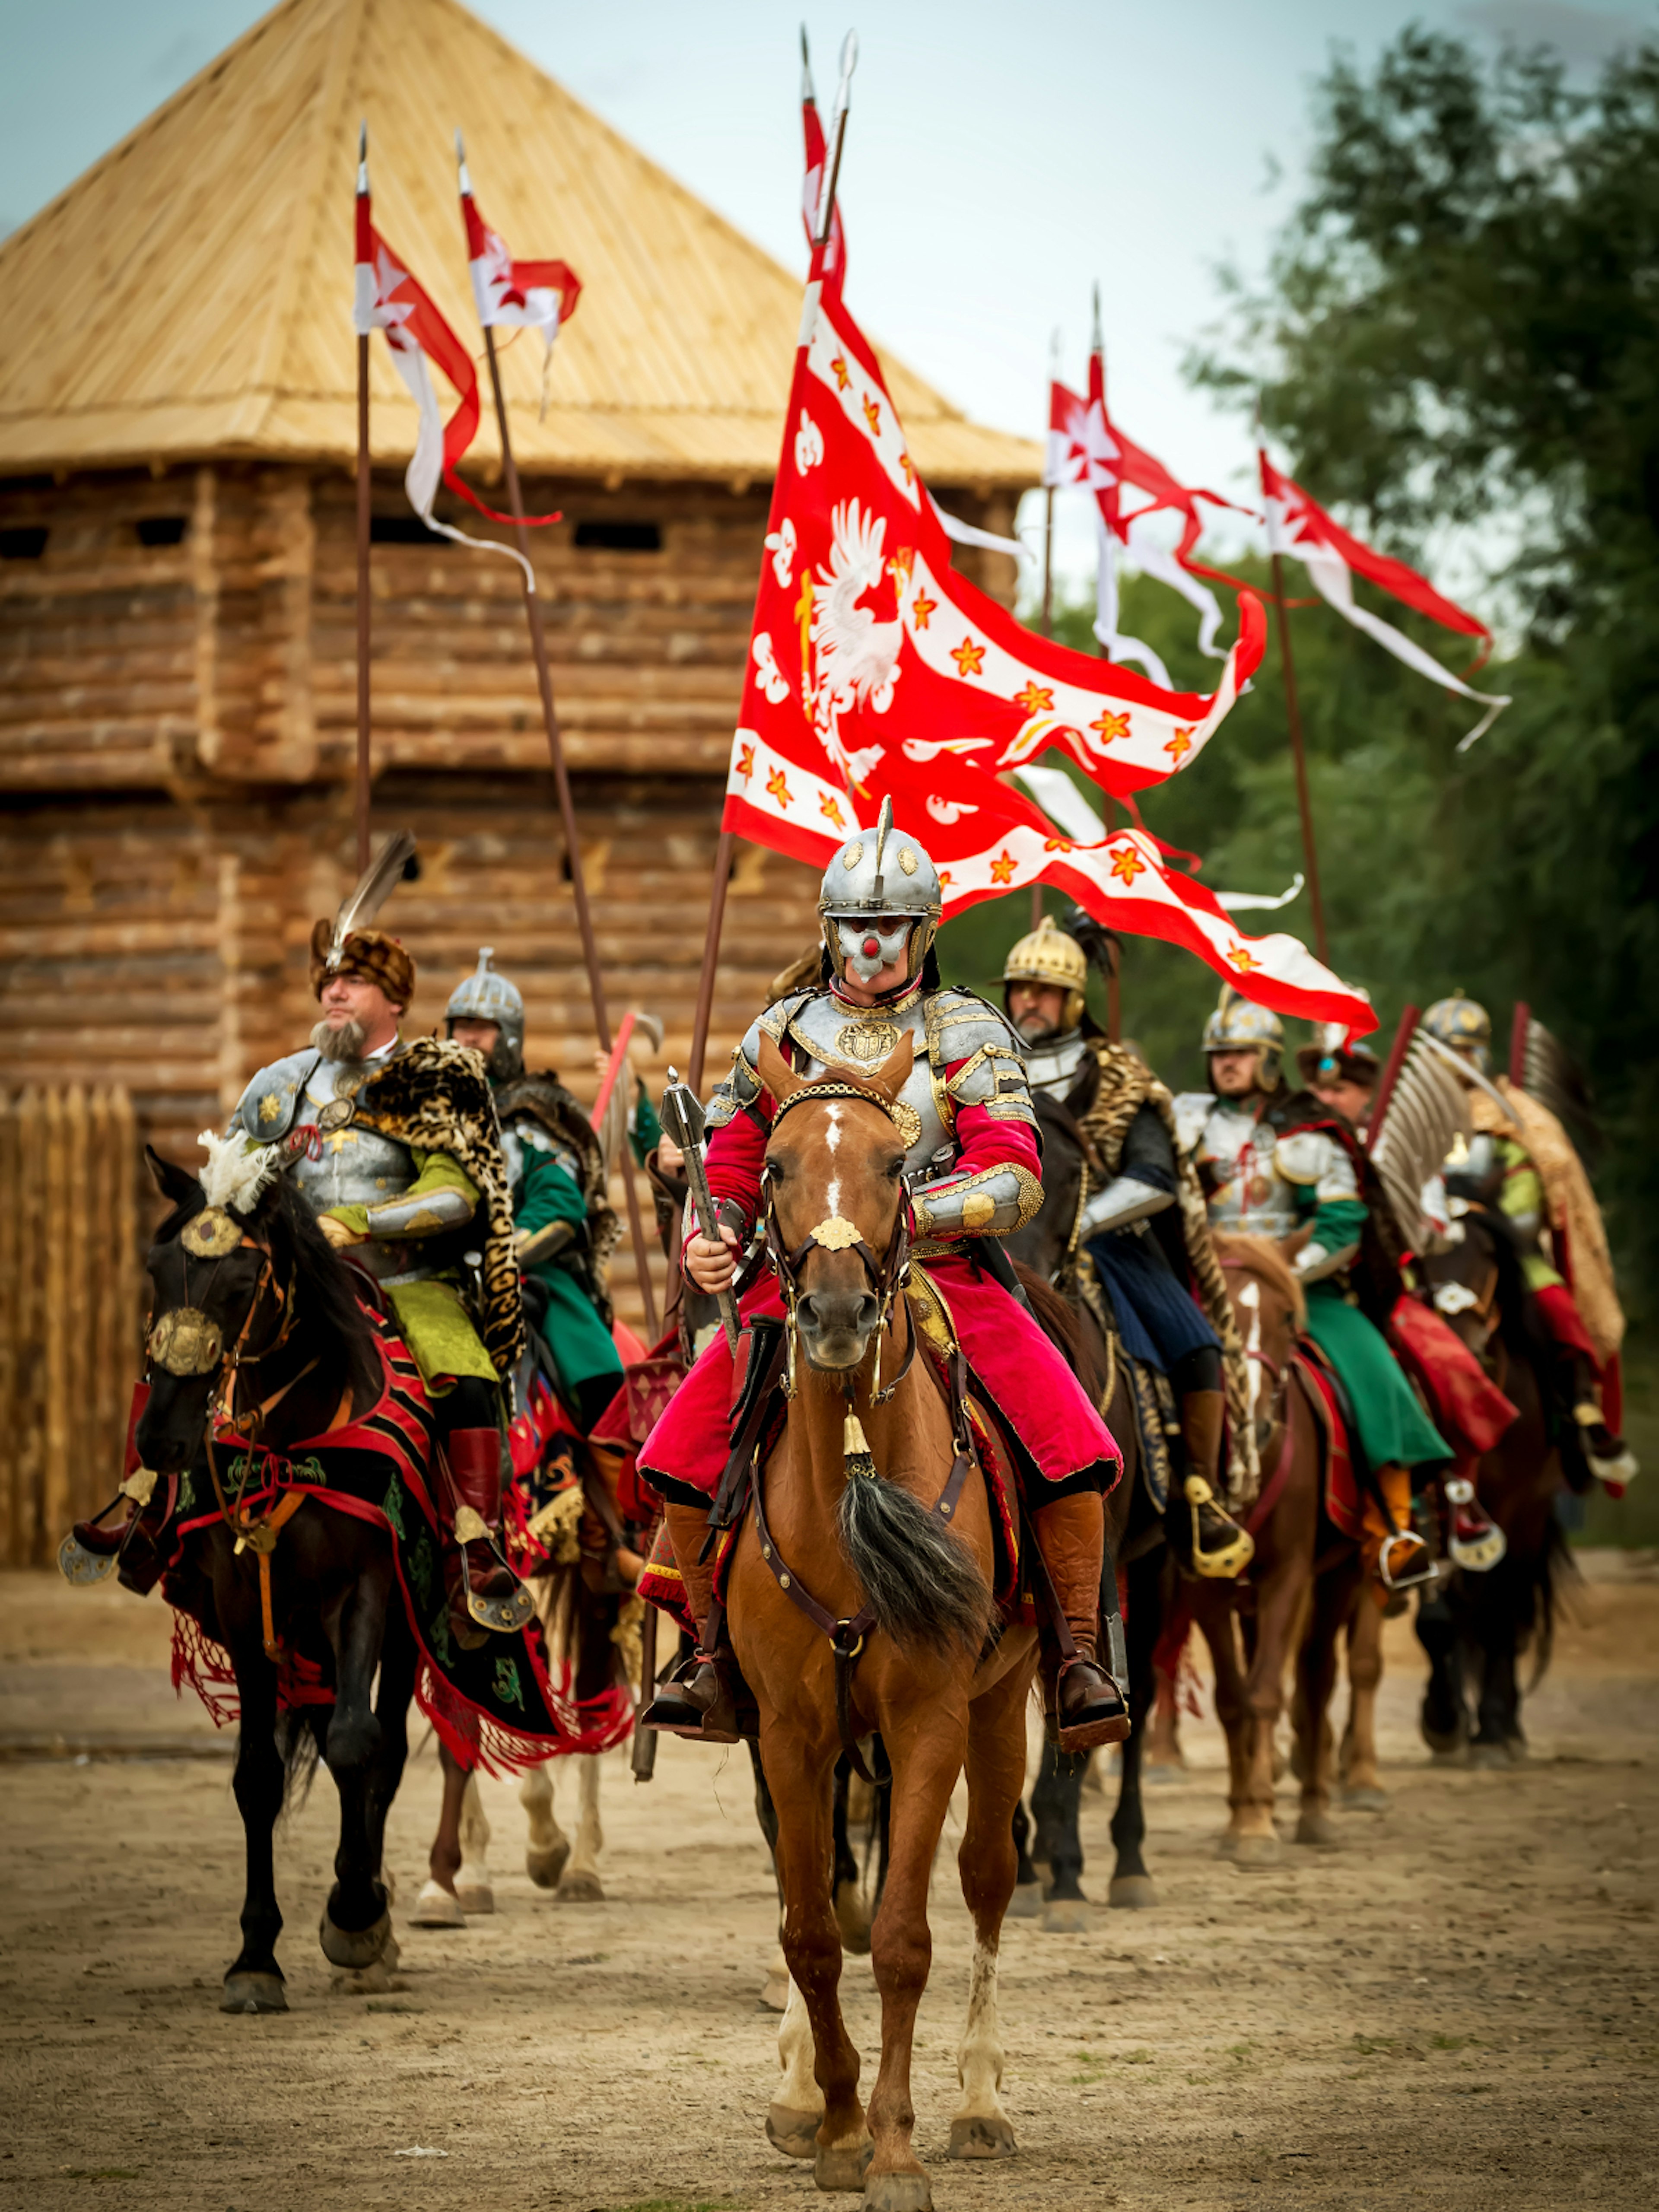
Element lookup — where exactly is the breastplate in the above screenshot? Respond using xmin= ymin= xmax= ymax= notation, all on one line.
xmin=1021 ymin=1030 xmax=1090 ymax=1102
xmin=1195 ymin=1102 xmax=1299 ymax=1236
xmin=781 ymin=992 xmax=954 ymax=1176
xmin=289 ymin=1059 xmax=425 ymax=1281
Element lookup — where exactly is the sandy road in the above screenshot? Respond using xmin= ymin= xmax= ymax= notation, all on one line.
xmin=1 ymin=1558 xmax=1655 ymax=2212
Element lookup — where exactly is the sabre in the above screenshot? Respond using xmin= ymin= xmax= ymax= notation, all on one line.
xmin=660 ymin=1067 xmax=741 ymax=1352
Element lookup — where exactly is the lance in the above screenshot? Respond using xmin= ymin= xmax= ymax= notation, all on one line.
xmin=354 ymin=122 xmax=373 ymax=874
xmin=1259 ymin=411 xmax=1330 ymax=966
xmin=1032 ymin=326 xmax=1060 ymax=933
xmin=1089 ymin=288 xmax=1122 ymax=1040
xmin=459 ymin=138 xmax=658 ymax=1339
xmin=688 ymin=31 xmax=858 ymax=1096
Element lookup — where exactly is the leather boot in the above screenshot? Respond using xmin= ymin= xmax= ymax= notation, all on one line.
xmin=447 ymin=1427 xmax=531 ymax=1638
xmin=1168 ymin=1388 xmax=1254 ymax=1580
xmin=639 ymin=1499 xmax=742 ymax=1743
xmin=1031 ymin=1490 xmax=1131 ymax=1751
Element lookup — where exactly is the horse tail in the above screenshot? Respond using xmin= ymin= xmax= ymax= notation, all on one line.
xmin=837 ymin=1472 xmax=992 ymax=1658
xmin=276 ymin=1708 xmax=326 ymax=1811
xmin=1524 ymin=1509 xmax=1578 ymax=1689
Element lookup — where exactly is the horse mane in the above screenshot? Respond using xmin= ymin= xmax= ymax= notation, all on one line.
xmin=256 ymin=1178 xmax=383 ymax=1404
xmin=1212 ymin=1230 xmax=1307 ymax=1331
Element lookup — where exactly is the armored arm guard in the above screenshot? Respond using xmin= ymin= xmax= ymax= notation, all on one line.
xmin=1277 ymin=1129 xmax=1363 ymax=1281
xmin=359 ymin=1153 xmax=479 ymax=1239
xmin=1082 ymin=1099 xmax=1177 ymax=1236
xmin=1078 ymin=1176 xmax=1174 ymax=1239
xmin=912 ymin=1161 xmax=1043 ymax=1240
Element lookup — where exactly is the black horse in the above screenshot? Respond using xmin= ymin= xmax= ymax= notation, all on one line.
xmin=1004 ymin=1092 xmax=1164 ymax=1922
xmin=1414 ymin=1201 xmax=1576 ymax=1764
xmin=137 ymin=1146 xmax=417 ymax=2013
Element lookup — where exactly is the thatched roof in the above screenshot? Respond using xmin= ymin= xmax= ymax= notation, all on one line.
xmin=0 ymin=0 xmax=1039 ymax=489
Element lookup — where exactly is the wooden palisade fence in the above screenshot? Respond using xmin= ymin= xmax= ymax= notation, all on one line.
xmin=0 ymin=1088 xmax=143 ymax=1567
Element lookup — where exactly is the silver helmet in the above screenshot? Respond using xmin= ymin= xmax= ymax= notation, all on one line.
xmin=1201 ymin=985 xmax=1284 ymax=1089
xmin=1423 ymin=993 xmax=1493 ymax=1075
xmin=446 ymin=947 xmax=524 ymax=1082
xmin=817 ymin=797 xmax=944 ymax=989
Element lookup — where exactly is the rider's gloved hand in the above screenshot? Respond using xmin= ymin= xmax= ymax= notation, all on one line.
xmin=684 ymin=1223 xmax=740 ymax=1294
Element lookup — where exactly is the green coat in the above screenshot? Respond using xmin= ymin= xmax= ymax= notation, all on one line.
xmin=516 ymin=1138 xmax=623 ymax=1398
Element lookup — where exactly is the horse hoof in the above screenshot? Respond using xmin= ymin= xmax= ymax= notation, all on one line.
xmin=1342 ymin=1784 xmax=1390 ymax=1813
xmin=1421 ymin=1719 xmax=1465 ymax=1757
xmin=1468 ymin=1740 xmax=1511 ymax=1771
xmin=455 ymin=1877 xmax=495 ymax=1916
xmin=949 ymin=2114 xmax=1017 ymax=2160
xmin=1294 ymin=1812 xmax=1341 ymax=1849
xmin=1227 ymin=1831 xmax=1282 ymax=1870
xmin=329 ymin=1951 xmax=402 ymax=1997
xmin=526 ymin=1839 xmax=571 ymax=1891
xmin=1007 ymin=1881 xmax=1042 ymax=1921
xmin=766 ymin=2104 xmax=822 ymax=2161
xmin=813 ymin=2134 xmax=873 ymax=2192
xmin=863 ymin=2170 xmax=933 ymax=2210
xmin=1108 ymin=1875 xmax=1159 ymax=1910
xmin=835 ymin=1878 xmax=873 ymax=1957
xmin=556 ymin=1869 xmax=605 ymax=1904
xmin=220 ymin=1971 xmax=286 ymax=2015
xmin=759 ymin=1967 xmax=790 ymax=2013
xmin=1041 ymin=1896 xmax=1091 ymax=1935
xmin=318 ymin=1902 xmax=392 ymax=1969
xmin=408 ymin=1879 xmax=467 ymax=1929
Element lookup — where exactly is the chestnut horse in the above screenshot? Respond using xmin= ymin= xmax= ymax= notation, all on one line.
xmin=733 ymin=1031 xmax=1039 ymax=2209
xmin=1190 ymin=1235 xmax=1367 ymax=1866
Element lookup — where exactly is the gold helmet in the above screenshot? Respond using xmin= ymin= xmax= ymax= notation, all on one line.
xmin=1201 ymin=985 xmax=1284 ymax=1088
xmin=1423 ymin=993 xmax=1492 ymax=1074
xmin=1002 ymin=915 xmax=1089 ymax=1036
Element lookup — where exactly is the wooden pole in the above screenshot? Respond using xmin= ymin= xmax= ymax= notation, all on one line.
xmin=355 ymin=331 xmax=372 ymax=874
xmin=1270 ymin=550 xmax=1329 ymax=967
xmin=480 ymin=327 xmax=658 ymax=1339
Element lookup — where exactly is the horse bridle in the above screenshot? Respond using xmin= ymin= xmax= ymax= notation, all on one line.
xmin=762 ymin=1081 xmax=918 ymax=1407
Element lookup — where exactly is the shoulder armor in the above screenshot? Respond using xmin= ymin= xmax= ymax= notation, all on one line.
xmin=1172 ymin=1092 xmax=1214 ymax=1156
xmin=232 ymin=1050 xmax=319 ymax=1142
xmin=703 ymin=1016 xmax=770 ymax=1132
xmin=924 ymin=985 xmax=1023 ymax=1066
xmin=1275 ymin=1128 xmax=1346 ymax=1188
xmin=755 ymin=987 xmax=817 ymax=1046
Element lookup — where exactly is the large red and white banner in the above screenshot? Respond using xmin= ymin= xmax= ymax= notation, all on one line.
xmin=1260 ymin=451 xmax=1510 ymax=749
xmin=722 ymin=238 xmax=1370 ymax=1031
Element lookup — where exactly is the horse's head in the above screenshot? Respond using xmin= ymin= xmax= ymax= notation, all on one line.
xmin=135 ymin=1134 xmax=373 ymax=1473
xmin=756 ymin=1030 xmax=914 ymax=1374
xmin=1214 ymin=1231 xmax=1305 ymax=1455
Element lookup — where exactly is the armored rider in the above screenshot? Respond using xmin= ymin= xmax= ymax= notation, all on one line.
xmin=1424 ymin=995 xmax=1636 ymax=1487
xmin=444 ymin=948 xmax=625 ymax=1435
xmin=1176 ymin=988 xmax=1448 ymax=1589
xmin=639 ymin=804 xmax=1129 ymax=1751
xmin=229 ymin=915 xmax=526 ymax=1636
xmin=1001 ymin=914 xmax=1254 ymax=1579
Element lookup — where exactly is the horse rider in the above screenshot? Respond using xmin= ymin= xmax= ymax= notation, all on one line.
xmin=228 ymin=916 xmax=524 ymax=1639
xmin=638 ymin=805 xmax=1130 ymax=1752
xmin=1176 ymin=988 xmax=1448 ymax=1589
xmin=1001 ymin=912 xmax=1254 ymax=1579
xmin=445 ymin=948 xmax=627 ymax=1436
xmin=1423 ymin=995 xmax=1636 ymax=1487
xmin=1299 ymin=1025 xmax=1507 ymax=1561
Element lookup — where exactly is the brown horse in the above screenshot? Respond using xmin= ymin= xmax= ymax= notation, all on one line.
xmin=1191 ymin=1235 xmax=1367 ymax=1866
xmin=727 ymin=1030 xmax=1040 ymax=2209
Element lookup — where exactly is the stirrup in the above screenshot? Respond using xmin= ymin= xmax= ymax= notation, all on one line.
xmin=455 ymin=1519 xmax=535 ymax=1634
xmin=1377 ymin=1529 xmax=1436 ymax=1593
xmin=1183 ymin=1475 xmax=1255 ymax=1580
xmin=1444 ymin=1477 xmax=1506 ymax=1572
xmin=1049 ymin=1655 xmax=1131 ymax=1752
xmin=640 ymin=1650 xmax=741 ymax=1744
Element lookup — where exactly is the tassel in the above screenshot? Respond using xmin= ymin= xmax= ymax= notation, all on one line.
xmin=843 ymin=1411 xmax=878 ymax=1481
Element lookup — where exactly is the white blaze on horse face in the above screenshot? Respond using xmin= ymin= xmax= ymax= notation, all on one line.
xmin=952 ymin=1938 xmax=1014 ymax=2141
xmin=824 ymin=1100 xmax=842 ymax=1218
xmin=1239 ymin=1278 xmax=1262 ymax=1421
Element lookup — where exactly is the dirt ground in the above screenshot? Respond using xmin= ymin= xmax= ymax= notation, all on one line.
xmin=1 ymin=1557 xmax=1655 ymax=2212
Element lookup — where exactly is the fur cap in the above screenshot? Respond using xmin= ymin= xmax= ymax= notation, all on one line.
xmin=309 ymin=919 xmax=416 ymax=1009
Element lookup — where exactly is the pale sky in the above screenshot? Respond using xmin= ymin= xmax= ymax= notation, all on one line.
xmin=2 ymin=0 xmax=1651 ymax=594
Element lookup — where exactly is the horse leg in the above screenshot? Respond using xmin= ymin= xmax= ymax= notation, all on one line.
xmin=319 ymin=1551 xmax=394 ymax=1967
xmin=557 ymin=1755 xmax=606 ymax=1900
xmin=1193 ymin=1587 xmax=1255 ymax=1856
xmin=1294 ymin=1562 xmax=1358 ymax=1847
xmin=456 ymin=1773 xmax=495 ymax=1913
xmin=1008 ymin=1797 xmax=1041 ymax=1919
xmin=219 ymin=1604 xmax=287 ymax=2015
xmin=521 ymin=1759 xmax=571 ymax=1890
xmin=1227 ymin=1553 xmax=1304 ymax=1869
xmin=1415 ymin=1576 xmax=1469 ymax=1758
xmin=947 ymin=1661 xmax=1031 ymax=2167
xmin=1469 ymin=1561 xmax=1523 ymax=1768
xmin=1341 ymin=1592 xmax=1389 ymax=1809
xmin=769 ymin=1969 xmax=826 ymax=2157
xmin=367 ymin=1609 xmax=417 ymax=1901
xmin=750 ymin=1738 xmax=792 ymax=2011
xmin=1031 ymin=1742 xmax=1090 ymax=1932
xmin=411 ymin=1740 xmax=471 ymax=1929
xmin=833 ymin=1754 xmax=874 ymax=1955
xmin=761 ymin=1726 xmax=870 ymax=2191
xmin=1109 ymin=1545 xmax=1162 ymax=1908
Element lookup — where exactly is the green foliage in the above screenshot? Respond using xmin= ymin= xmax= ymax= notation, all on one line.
xmin=943 ymin=27 xmax=1659 ymax=1313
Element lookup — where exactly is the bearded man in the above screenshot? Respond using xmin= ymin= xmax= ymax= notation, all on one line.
xmin=1001 ymin=913 xmax=1254 ymax=1578
xmin=229 ymin=912 xmax=525 ymax=1635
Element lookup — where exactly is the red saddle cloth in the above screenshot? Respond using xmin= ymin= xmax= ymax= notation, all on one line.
xmin=1388 ymin=1294 xmax=1519 ymax=1461
xmin=1290 ymin=1343 xmax=1366 ymax=1544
